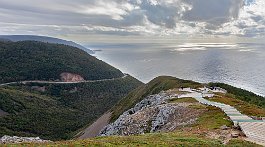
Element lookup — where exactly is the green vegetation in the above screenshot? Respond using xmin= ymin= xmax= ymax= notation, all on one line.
xmin=0 ymin=74 xmax=142 ymax=141
xmin=0 ymin=40 xmax=143 ymax=140
xmin=194 ymin=106 xmax=233 ymax=130
xmin=169 ymin=97 xmax=198 ymax=103
xmin=14 ymin=132 xmax=260 ymax=147
xmin=110 ymin=76 xmax=202 ymax=122
xmin=209 ymin=83 xmax=265 ymax=108
xmin=2 ymin=76 xmax=264 ymax=146
xmin=188 ymin=104 xmax=207 ymax=109
xmin=169 ymin=97 xmax=233 ymax=130
xmin=0 ymin=41 xmax=123 ymax=83
xmin=207 ymin=94 xmax=265 ymax=117
xmin=226 ymin=139 xmax=261 ymax=147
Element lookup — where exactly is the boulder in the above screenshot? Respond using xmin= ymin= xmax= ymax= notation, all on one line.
xmin=220 ymin=125 xmax=229 ymax=130
xmin=231 ymin=132 xmax=239 ymax=138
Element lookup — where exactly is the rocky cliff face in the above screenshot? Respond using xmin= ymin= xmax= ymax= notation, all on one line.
xmin=60 ymin=72 xmax=84 ymax=82
xmin=100 ymin=91 xmax=204 ymax=136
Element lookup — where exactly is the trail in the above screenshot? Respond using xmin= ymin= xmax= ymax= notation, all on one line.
xmin=179 ymin=88 xmax=265 ymax=146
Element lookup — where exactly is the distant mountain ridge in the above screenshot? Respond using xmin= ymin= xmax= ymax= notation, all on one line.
xmin=0 ymin=35 xmax=94 ymax=54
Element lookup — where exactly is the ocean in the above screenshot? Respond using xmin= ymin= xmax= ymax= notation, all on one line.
xmin=86 ymin=40 xmax=265 ymax=96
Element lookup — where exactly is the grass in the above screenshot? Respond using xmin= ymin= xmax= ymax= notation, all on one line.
xmin=169 ymin=97 xmax=198 ymax=103
xmin=209 ymin=83 xmax=265 ymax=108
xmin=207 ymin=94 xmax=265 ymax=117
xmin=10 ymin=132 xmax=260 ymax=147
xmin=192 ymin=106 xmax=233 ymax=130
xmin=188 ymin=104 xmax=207 ymax=109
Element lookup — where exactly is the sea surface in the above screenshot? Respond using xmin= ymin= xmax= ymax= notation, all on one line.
xmin=85 ymin=40 xmax=265 ymax=96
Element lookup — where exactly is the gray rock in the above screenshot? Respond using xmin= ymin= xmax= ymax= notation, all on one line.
xmin=151 ymin=105 xmax=176 ymax=132
xmin=0 ymin=135 xmax=51 ymax=144
xmin=231 ymin=132 xmax=240 ymax=138
xmin=220 ymin=125 xmax=229 ymax=130
xmin=99 ymin=91 xmax=202 ymax=137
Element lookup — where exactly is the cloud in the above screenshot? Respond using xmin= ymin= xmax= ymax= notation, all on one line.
xmin=216 ymin=0 xmax=265 ymax=37
xmin=182 ymin=0 xmax=243 ymax=24
xmin=0 ymin=0 xmax=264 ymax=37
xmin=126 ymin=0 xmax=189 ymax=28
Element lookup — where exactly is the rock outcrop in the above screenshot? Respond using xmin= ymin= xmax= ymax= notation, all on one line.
xmin=31 ymin=86 xmax=46 ymax=92
xmin=100 ymin=91 xmax=203 ymax=136
xmin=0 ymin=135 xmax=51 ymax=144
xmin=0 ymin=109 xmax=8 ymax=117
xmin=60 ymin=72 xmax=84 ymax=82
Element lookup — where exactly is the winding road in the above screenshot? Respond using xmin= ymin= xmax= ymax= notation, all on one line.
xmin=0 ymin=74 xmax=128 ymax=87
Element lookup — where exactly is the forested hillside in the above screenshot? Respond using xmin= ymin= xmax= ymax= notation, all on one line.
xmin=0 ymin=76 xmax=142 ymax=140
xmin=0 ymin=40 xmax=143 ymax=140
xmin=0 ymin=41 xmax=123 ymax=83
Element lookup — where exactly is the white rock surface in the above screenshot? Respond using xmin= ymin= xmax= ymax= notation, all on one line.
xmin=100 ymin=91 xmax=203 ymax=136
xmin=0 ymin=135 xmax=51 ymax=144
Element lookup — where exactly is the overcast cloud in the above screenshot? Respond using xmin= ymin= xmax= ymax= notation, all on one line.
xmin=0 ymin=0 xmax=264 ymax=37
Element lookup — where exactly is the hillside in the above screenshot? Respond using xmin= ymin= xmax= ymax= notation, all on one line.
xmin=83 ymin=76 xmax=264 ymax=146
xmin=0 ymin=76 xmax=142 ymax=140
xmin=0 ymin=40 xmax=143 ymax=140
xmin=0 ymin=35 xmax=94 ymax=54
xmin=110 ymin=76 xmax=202 ymax=121
xmin=0 ymin=41 xmax=123 ymax=84
xmin=209 ymin=83 xmax=265 ymax=109
xmin=111 ymin=77 xmax=265 ymax=122
xmin=5 ymin=76 xmax=265 ymax=146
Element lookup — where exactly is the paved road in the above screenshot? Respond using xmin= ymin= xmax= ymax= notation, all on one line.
xmin=0 ymin=74 xmax=128 ymax=87
xmin=179 ymin=88 xmax=265 ymax=146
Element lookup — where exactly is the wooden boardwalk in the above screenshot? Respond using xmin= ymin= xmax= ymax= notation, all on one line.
xmin=179 ymin=88 xmax=265 ymax=146
xmin=240 ymin=122 xmax=265 ymax=146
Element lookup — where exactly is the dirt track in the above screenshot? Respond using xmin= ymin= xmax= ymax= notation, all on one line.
xmin=78 ymin=112 xmax=111 ymax=139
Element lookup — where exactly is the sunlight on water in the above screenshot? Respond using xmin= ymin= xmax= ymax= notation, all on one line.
xmin=88 ymin=41 xmax=265 ymax=96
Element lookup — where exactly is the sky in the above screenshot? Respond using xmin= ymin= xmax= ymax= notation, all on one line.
xmin=0 ymin=0 xmax=265 ymax=41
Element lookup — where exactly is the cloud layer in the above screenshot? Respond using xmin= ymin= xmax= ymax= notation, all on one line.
xmin=0 ymin=0 xmax=264 ymax=37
